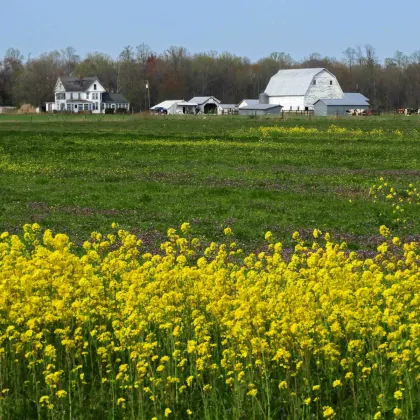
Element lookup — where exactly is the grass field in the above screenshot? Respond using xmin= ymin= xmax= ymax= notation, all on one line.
xmin=1 ymin=114 xmax=420 ymax=419
xmin=1 ymin=114 xmax=419 ymax=251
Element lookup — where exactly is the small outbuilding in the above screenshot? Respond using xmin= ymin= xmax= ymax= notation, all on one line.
xmin=189 ymin=96 xmax=221 ymax=114
xmin=313 ymin=93 xmax=369 ymax=116
xmin=238 ymin=104 xmax=282 ymax=116
xmin=151 ymin=100 xmax=182 ymax=114
xmin=176 ymin=101 xmax=199 ymax=114
xmin=217 ymin=104 xmax=238 ymax=115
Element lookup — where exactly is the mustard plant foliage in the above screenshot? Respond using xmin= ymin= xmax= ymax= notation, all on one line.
xmin=0 ymin=223 xmax=419 ymax=419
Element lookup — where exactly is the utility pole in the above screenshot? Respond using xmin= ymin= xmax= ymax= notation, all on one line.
xmin=145 ymin=80 xmax=150 ymax=111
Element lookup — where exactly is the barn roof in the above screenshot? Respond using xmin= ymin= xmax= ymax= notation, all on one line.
xmin=264 ymin=68 xmax=329 ymax=96
xmin=218 ymin=104 xmax=237 ymax=109
xmin=240 ymin=104 xmax=282 ymax=110
xmin=238 ymin=99 xmax=259 ymax=106
xmin=189 ymin=96 xmax=221 ymax=104
xmin=315 ymin=93 xmax=369 ymax=106
xmin=102 ymin=93 xmax=129 ymax=103
xmin=59 ymin=76 xmax=98 ymax=92
xmin=150 ymin=100 xmax=182 ymax=110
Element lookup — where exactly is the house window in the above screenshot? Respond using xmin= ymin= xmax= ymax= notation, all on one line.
xmin=95 ymin=102 xmax=99 ymax=110
xmin=330 ymin=80 xmax=333 ymax=85
xmin=94 ymin=84 xmax=97 ymax=90
xmin=290 ymin=106 xmax=292 ymax=111
xmin=78 ymin=93 xmax=81 ymax=99
xmin=84 ymin=104 xmax=89 ymax=111
xmin=297 ymin=106 xmax=300 ymax=111
xmin=313 ymin=80 xmax=316 ymax=85
xmin=67 ymin=104 xmax=71 ymax=111
xmin=86 ymin=92 xmax=89 ymax=99
xmin=70 ymin=93 xmax=73 ymax=100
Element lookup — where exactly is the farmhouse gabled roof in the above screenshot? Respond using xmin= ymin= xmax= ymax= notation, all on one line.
xmin=102 ymin=93 xmax=129 ymax=103
xmin=189 ymin=96 xmax=221 ymax=104
xmin=264 ymin=68 xmax=331 ymax=96
xmin=59 ymin=76 xmax=99 ymax=92
xmin=315 ymin=93 xmax=369 ymax=106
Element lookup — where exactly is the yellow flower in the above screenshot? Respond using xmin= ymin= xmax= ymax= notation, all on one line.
xmin=379 ymin=225 xmax=390 ymax=237
xmin=333 ymin=380 xmax=342 ymax=388
xmin=313 ymin=385 xmax=320 ymax=391
xmin=181 ymin=222 xmax=191 ymax=234
xmin=374 ymin=412 xmax=382 ymax=419
xmin=394 ymin=390 xmax=403 ymax=400
xmin=393 ymin=408 xmax=402 ymax=417
xmin=56 ymin=390 xmax=67 ymax=398
xmin=279 ymin=381 xmax=288 ymax=390
xmin=224 ymin=227 xmax=233 ymax=236
xmin=323 ymin=406 xmax=336 ymax=418
xmin=187 ymin=409 xmax=193 ymax=415
xmin=247 ymin=389 xmax=258 ymax=397
xmin=265 ymin=231 xmax=273 ymax=241
xmin=164 ymin=408 xmax=172 ymax=417
xmin=305 ymin=398 xmax=311 ymax=405
xmin=313 ymin=229 xmax=322 ymax=239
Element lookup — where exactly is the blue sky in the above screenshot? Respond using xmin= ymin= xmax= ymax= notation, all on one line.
xmin=2 ymin=0 xmax=419 ymax=62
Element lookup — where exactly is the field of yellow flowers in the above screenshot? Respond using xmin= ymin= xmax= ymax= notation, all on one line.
xmin=1 ymin=221 xmax=419 ymax=419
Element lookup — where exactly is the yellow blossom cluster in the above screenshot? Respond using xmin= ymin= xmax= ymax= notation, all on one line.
xmin=255 ymin=125 xmax=404 ymax=140
xmin=370 ymin=177 xmax=419 ymax=226
xmin=0 ymin=223 xmax=419 ymax=418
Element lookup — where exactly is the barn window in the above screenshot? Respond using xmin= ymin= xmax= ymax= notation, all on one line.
xmin=313 ymin=80 xmax=316 ymax=85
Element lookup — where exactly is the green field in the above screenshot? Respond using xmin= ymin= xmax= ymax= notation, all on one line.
xmin=1 ymin=114 xmax=419 ymax=250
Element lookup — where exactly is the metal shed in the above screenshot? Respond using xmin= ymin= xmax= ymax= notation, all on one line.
xmin=238 ymin=104 xmax=282 ymax=116
xmin=314 ymin=93 xmax=369 ymax=116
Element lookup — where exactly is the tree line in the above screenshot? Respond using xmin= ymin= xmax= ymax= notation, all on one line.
xmin=1 ymin=44 xmax=420 ymax=111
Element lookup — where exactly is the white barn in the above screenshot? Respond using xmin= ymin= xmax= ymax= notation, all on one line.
xmin=189 ymin=96 xmax=221 ymax=114
xmin=264 ymin=68 xmax=344 ymax=111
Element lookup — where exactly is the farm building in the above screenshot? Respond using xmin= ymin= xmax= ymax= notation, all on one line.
xmin=237 ymin=99 xmax=259 ymax=108
xmin=217 ymin=104 xmax=238 ymax=115
xmin=176 ymin=101 xmax=199 ymax=114
xmin=0 ymin=106 xmax=16 ymax=114
xmin=238 ymin=104 xmax=282 ymax=116
xmin=264 ymin=68 xmax=344 ymax=111
xmin=150 ymin=100 xmax=182 ymax=114
xmin=189 ymin=96 xmax=221 ymax=114
xmin=313 ymin=93 xmax=370 ymax=116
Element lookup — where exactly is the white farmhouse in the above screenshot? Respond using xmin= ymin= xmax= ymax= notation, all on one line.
xmin=53 ymin=77 xmax=130 ymax=113
xmin=264 ymin=68 xmax=344 ymax=111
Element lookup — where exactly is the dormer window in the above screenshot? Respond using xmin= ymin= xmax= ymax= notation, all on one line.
xmin=94 ymin=84 xmax=97 ymax=90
